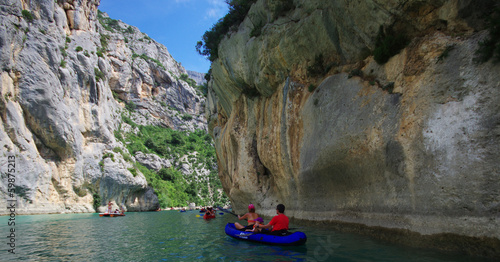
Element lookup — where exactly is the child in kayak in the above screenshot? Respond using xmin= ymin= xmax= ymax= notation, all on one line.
xmin=246 ymin=217 xmax=264 ymax=232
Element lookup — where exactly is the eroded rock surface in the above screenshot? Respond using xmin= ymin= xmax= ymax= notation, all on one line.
xmin=0 ymin=0 xmax=205 ymax=214
xmin=207 ymin=0 xmax=500 ymax=256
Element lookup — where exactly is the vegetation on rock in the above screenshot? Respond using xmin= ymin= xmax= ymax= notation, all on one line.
xmin=115 ymin=112 xmax=228 ymax=208
xmin=475 ymin=7 xmax=500 ymax=63
xmin=21 ymin=10 xmax=34 ymax=22
xmin=98 ymin=10 xmax=125 ymax=33
xmin=196 ymin=0 xmax=257 ymax=62
xmin=373 ymin=26 xmax=408 ymax=64
xmin=271 ymin=0 xmax=295 ymax=20
xmin=92 ymin=193 xmax=101 ymax=212
xmin=132 ymin=52 xmax=166 ymax=70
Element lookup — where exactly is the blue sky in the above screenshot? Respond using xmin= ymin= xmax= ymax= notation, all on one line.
xmin=98 ymin=0 xmax=228 ymax=73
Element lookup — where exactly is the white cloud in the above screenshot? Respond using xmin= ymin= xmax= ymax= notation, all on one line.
xmin=205 ymin=0 xmax=227 ymax=19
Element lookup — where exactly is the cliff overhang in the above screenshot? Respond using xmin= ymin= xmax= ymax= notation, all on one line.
xmin=206 ymin=0 xmax=500 ymax=257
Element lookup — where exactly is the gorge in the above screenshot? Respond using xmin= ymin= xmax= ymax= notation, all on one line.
xmin=0 ymin=0 xmax=499 ymax=258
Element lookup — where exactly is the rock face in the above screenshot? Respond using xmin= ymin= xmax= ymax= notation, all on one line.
xmin=207 ymin=0 xmax=500 ymax=256
xmin=0 ymin=0 xmax=205 ymax=214
xmin=187 ymin=70 xmax=206 ymax=86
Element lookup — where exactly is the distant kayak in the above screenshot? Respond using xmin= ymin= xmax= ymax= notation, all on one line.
xmin=203 ymin=214 xmax=216 ymax=219
xmin=99 ymin=213 xmax=125 ymax=217
xmin=224 ymin=223 xmax=306 ymax=246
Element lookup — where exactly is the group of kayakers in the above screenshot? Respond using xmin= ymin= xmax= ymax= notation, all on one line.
xmin=103 ymin=200 xmax=288 ymax=233
xmin=199 ymin=203 xmax=290 ymax=235
xmin=200 ymin=206 xmax=216 ymax=218
xmin=233 ymin=203 xmax=289 ymax=235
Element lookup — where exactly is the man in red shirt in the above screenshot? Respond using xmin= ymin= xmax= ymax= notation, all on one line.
xmin=257 ymin=204 xmax=289 ymax=235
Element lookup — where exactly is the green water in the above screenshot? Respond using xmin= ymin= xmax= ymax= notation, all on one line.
xmin=0 ymin=211 xmax=492 ymax=261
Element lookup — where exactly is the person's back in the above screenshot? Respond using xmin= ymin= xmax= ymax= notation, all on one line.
xmin=234 ymin=204 xmax=260 ymax=230
xmin=269 ymin=213 xmax=288 ymax=231
xmin=246 ymin=212 xmax=260 ymax=223
xmin=256 ymin=204 xmax=289 ymax=235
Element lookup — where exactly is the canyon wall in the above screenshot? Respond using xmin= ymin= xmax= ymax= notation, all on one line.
xmin=207 ymin=0 xmax=500 ymax=256
xmin=0 ymin=0 xmax=205 ymax=214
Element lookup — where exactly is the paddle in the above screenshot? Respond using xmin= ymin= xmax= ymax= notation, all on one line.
xmin=217 ymin=206 xmax=239 ymax=217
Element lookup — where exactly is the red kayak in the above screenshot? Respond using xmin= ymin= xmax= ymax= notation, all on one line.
xmin=99 ymin=213 xmax=125 ymax=217
xmin=203 ymin=214 xmax=215 ymax=219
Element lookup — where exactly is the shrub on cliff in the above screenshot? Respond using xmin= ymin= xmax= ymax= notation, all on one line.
xmin=158 ymin=167 xmax=181 ymax=182
xmin=180 ymin=73 xmax=197 ymax=87
xmin=373 ymin=26 xmax=408 ymax=64
xmin=475 ymin=7 xmax=500 ymax=63
xmin=197 ymin=82 xmax=208 ymax=96
xmin=97 ymin=10 xmax=122 ymax=32
xmin=196 ymin=0 xmax=257 ymax=62
xmin=132 ymin=52 xmax=166 ymax=70
xmin=22 ymin=10 xmax=34 ymax=22
xmin=272 ymin=0 xmax=295 ymax=20
xmin=94 ymin=68 xmax=105 ymax=82
xmin=250 ymin=20 xmax=264 ymax=37
xmin=93 ymin=193 xmax=101 ymax=212
xmin=181 ymin=113 xmax=193 ymax=121
xmin=307 ymin=54 xmax=326 ymax=77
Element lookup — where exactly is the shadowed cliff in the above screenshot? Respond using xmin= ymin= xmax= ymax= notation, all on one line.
xmin=205 ymin=0 xmax=500 ymax=257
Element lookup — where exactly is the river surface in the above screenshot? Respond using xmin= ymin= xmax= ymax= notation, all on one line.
xmin=0 ymin=210 xmax=493 ymax=261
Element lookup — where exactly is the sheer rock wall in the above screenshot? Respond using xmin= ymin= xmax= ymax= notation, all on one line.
xmin=207 ymin=0 xmax=500 ymax=256
xmin=0 ymin=0 xmax=205 ymax=214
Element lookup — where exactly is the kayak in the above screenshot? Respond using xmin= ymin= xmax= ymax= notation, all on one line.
xmin=99 ymin=213 xmax=125 ymax=217
xmin=224 ymin=223 xmax=306 ymax=246
xmin=203 ymin=214 xmax=216 ymax=219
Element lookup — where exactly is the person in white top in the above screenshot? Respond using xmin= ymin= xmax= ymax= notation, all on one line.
xmin=107 ymin=201 xmax=112 ymax=213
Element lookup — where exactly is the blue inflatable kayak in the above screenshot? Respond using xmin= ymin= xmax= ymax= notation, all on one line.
xmin=224 ymin=223 xmax=306 ymax=246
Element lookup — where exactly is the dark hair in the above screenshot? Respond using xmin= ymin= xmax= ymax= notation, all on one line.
xmin=276 ymin=204 xmax=285 ymax=213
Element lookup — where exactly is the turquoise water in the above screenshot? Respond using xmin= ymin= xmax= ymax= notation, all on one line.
xmin=0 ymin=211 xmax=493 ymax=261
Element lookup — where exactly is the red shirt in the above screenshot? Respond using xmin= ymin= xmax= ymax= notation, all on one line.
xmin=269 ymin=213 xmax=289 ymax=231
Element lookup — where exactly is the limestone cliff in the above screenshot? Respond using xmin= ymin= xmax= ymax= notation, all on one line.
xmin=0 ymin=0 xmax=206 ymax=214
xmin=207 ymin=0 xmax=500 ymax=256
